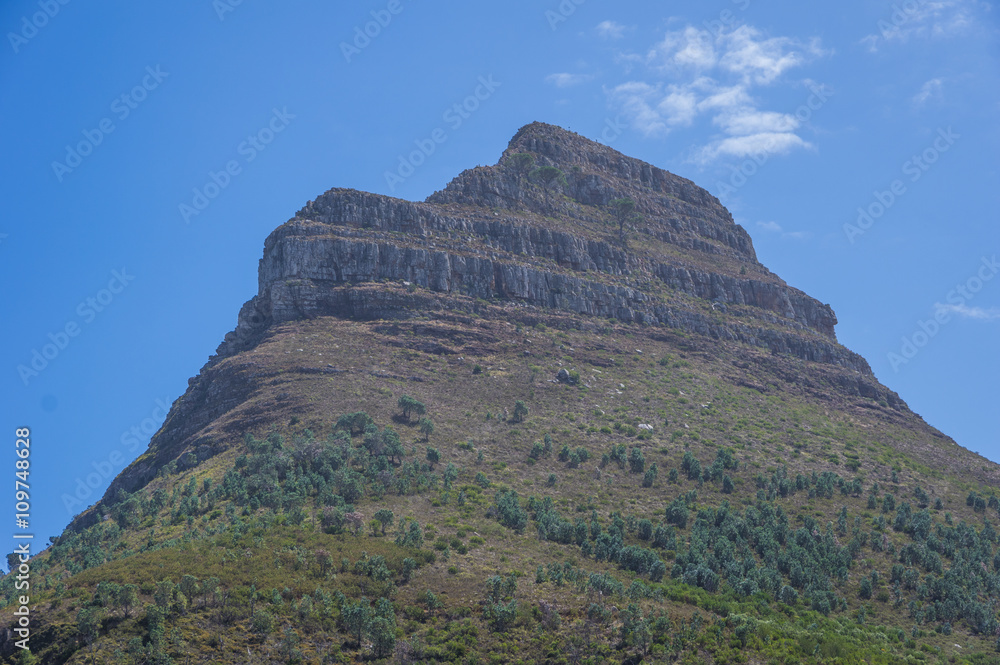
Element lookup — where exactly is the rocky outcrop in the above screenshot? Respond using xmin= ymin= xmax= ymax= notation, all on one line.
xmin=214 ymin=123 xmax=855 ymax=371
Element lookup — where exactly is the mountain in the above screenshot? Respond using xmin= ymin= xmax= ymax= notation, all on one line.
xmin=4 ymin=122 xmax=999 ymax=664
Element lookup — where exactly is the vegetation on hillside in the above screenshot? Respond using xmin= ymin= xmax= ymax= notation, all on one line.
xmin=4 ymin=314 xmax=999 ymax=664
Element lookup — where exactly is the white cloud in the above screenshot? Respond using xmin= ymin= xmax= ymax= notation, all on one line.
xmin=934 ymin=303 xmax=1000 ymax=320
xmin=862 ymin=0 xmax=986 ymax=52
xmin=698 ymin=132 xmax=810 ymax=163
xmin=696 ymin=84 xmax=753 ymax=113
xmin=648 ymin=26 xmax=718 ymax=72
xmin=546 ymin=73 xmax=593 ymax=88
xmin=607 ymin=23 xmax=827 ymax=163
xmin=714 ymin=109 xmax=800 ymax=136
xmin=597 ymin=20 xmax=626 ymax=40
xmin=718 ymin=27 xmax=826 ymax=85
xmin=657 ymin=85 xmax=701 ymax=127
xmin=755 ymin=220 xmax=811 ymax=240
xmin=912 ymin=78 xmax=944 ymax=107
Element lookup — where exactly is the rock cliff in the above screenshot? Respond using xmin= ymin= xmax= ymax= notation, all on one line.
xmin=216 ymin=123 xmax=853 ymax=370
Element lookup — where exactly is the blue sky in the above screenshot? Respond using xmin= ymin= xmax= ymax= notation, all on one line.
xmin=2 ymin=0 xmax=998 ymax=559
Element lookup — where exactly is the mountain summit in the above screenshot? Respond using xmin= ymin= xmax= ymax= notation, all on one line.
xmin=8 ymin=123 xmax=1000 ymax=664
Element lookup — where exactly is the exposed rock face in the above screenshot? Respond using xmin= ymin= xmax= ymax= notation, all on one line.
xmin=217 ymin=123 xmax=852 ymax=370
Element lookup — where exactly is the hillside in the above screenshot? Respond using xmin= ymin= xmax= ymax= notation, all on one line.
xmin=3 ymin=122 xmax=1000 ymax=665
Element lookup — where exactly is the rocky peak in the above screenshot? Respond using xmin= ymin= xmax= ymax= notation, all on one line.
xmin=428 ymin=122 xmax=757 ymax=261
xmin=215 ymin=123 xmax=852 ymax=375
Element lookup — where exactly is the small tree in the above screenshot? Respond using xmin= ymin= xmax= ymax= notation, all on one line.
xmin=370 ymin=615 xmax=396 ymax=657
xmin=370 ymin=598 xmax=397 ymax=657
xmin=642 ymin=463 xmax=658 ymax=488
xmin=345 ymin=511 xmax=365 ymax=536
xmin=153 ymin=579 xmax=174 ymax=610
xmin=179 ymin=575 xmax=199 ymax=604
xmin=338 ymin=411 xmax=374 ymax=436
xmin=529 ymin=166 xmax=567 ymax=208
xmin=609 ymin=197 xmax=641 ymax=244
xmin=13 ymin=649 xmax=39 ymax=665
xmin=443 ymin=463 xmax=459 ymax=488
xmin=629 ymin=447 xmax=646 ymax=474
xmin=76 ymin=606 xmax=103 ymax=663
xmin=373 ymin=509 xmax=394 ymax=535
xmin=342 ymin=599 xmax=371 ymax=646
xmin=201 ymin=577 xmax=220 ymax=607
xmin=316 ymin=549 xmax=333 ymax=576
xmin=251 ymin=609 xmax=274 ymax=635
xmin=426 ymin=447 xmax=440 ymax=470
xmin=512 ymin=400 xmax=529 ymax=423
xmin=117 ymin=584 xmax=139 ymax=618
xmin=397 ymin=395 xmax=426 ymax=422
xmin=418 ymin=417 xmax=435 ymax=442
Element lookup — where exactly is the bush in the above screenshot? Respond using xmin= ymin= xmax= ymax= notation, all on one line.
xmin=426 ymin=447 xmax=440 ymax=469
xmin=642 ymin=464 xmax=658 ymax=488
xmin=419 ymin=418 xmax=435 ymax=441
xmin=494 ymin=490 xmax=528 ymax=533
xmin=252 ymin=610 xmax=274 ymax=635
xmin=629 ymin=447 xmax=646 ymax=474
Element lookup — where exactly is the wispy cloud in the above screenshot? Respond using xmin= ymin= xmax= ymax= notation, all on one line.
xmin=912 ymin=78 xmax=944 ymax=108
xmin=934 ymin=302 xmax=1000 ymax=320
xmin=546 ymin=73 xmax=594 ymax=88
xmin=607 ymin=24 xmax=827 ymax=164
xmin=862 ymin=0 xmax=986 ymax=52
xmin=755 ymin=220 xmax=811 ymax=240
xmin=596 ymin=20 xmax=627 ymax=40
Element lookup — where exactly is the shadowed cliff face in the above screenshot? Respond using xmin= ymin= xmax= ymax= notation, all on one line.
xmin=217 ymin=123 xmax=842 ymax=366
